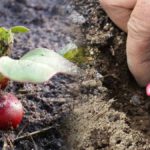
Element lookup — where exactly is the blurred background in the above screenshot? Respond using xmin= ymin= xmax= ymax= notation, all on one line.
xmin=0 ymin=0 xmax=85 ymax=57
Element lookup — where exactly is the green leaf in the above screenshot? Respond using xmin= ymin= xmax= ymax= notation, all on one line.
xmin=0 ymin=27 xmax=13 ymax=56
xmin=11 ymin=26 xmax=29 ymax=33
xmin=0 ymin=27 xmax=13 ymax=43
xmin=63 ymin=48 xmax=87 ymax=64
xmin=59 ymin=43 xmax=78 ymax=55
xmin=59 ymin=43 xmax=87 ymax=64
xmin=0 ymin=48 xmax=78 ymax=83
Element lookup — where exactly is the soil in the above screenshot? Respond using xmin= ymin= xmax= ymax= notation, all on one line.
xmin=0 ymin=0 xmax=82 ymax=149
xmin=61 ymin=0 xmax=150 ymax=150
xmin=1 ymin=0 xmax=150 ymax=150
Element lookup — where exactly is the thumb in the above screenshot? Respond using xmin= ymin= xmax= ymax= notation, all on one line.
xmin=127 ymin=0 xmax=150 ymax=86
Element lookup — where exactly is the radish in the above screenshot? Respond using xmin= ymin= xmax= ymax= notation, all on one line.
xmin=0 ymin=48 xmax=78 ymax=130
xmin=0 ymin=26 xmax=79 ymax=130
xmin=0 ymin=93 xmax=23 ymax=129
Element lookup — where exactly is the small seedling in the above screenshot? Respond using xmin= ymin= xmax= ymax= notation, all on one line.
xmin=59 ymin=43 xmax=89 ymax=64
xmin=0 ymin=26 xmax=29 ymax=89
xmin=0 ymin=26 xmax=78 ymax=130
xmin=0 ymin=26 xmax=29 ymax=57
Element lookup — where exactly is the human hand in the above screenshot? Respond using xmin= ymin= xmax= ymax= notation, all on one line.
xmin=100 ymin=0 xmax=150 ymax=86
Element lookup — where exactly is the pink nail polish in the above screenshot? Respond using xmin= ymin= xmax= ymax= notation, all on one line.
xmin=146 ymin=83 xmax=150 ymax=96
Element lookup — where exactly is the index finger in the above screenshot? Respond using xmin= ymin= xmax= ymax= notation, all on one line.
xmin=127 ymin=0 xmax=150 ymax=86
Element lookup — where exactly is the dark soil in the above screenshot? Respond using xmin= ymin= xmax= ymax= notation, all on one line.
xmin=61 ymin=0 xmax=150 ymax=150
xmin=0 ymin=0 xmax=82 ymax=149
xmin=1 ymin=0 xmax=150 ymax=150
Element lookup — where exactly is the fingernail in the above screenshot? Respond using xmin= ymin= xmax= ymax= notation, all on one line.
xmin=146 ymin=83 xmax=150 ymax=96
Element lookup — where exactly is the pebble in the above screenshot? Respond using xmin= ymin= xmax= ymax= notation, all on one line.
xmin=81 ymin=79 xmax=99 ymax=88
xmin=68 ymin=10 xmax=86 ymax=24
xmin=96 ymin=72 xmax=103 ymax=80
xmin=108 ymin=114 xmax=120 ymax=122
xmin=108 ymin=98 xmax=116 ymax=104
xmin=130 ymin=95 xmax=141 ymax=106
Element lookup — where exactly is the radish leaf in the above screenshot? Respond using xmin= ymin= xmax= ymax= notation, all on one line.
xmin=0 ymin=48 xmax=78 ymax=83
xmin=11 ymin=26 xmax=29 ymax=33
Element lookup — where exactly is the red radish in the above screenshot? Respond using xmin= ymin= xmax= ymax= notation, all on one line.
xmin=0 ymin=93 xmax=23 ymax=129
xmin=146 ymin=83 xmax=150 ymax=96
